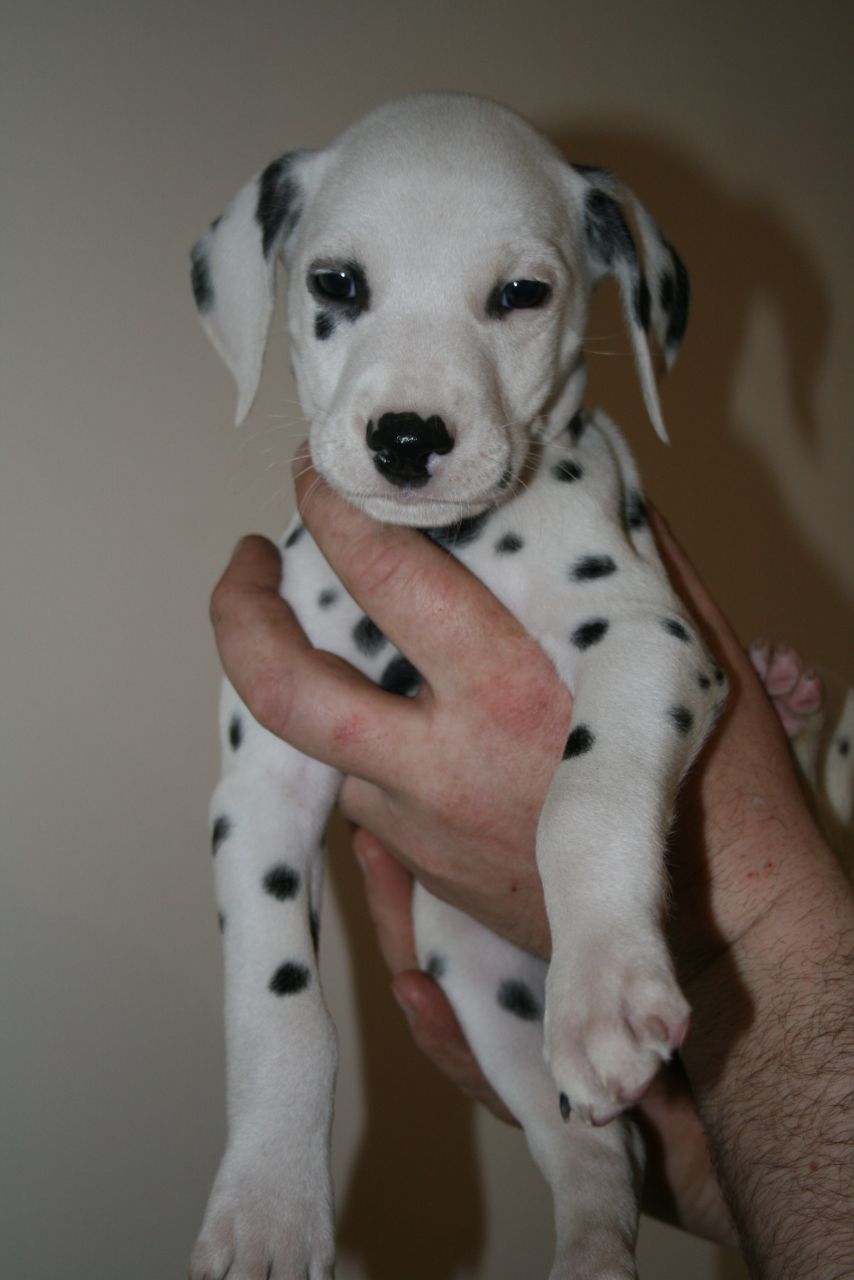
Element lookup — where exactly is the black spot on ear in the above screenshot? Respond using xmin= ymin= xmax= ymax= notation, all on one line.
xmin=567 ymin=411 xmax=586 ymax=444
xmin=571 ymin=618 xmax=610 ymax=650
xmin=217 ymin=911 xmax=226 ymax=933
xmin=422 ymin=509 xmax=492 ymax=549
xmin=584 ymin=190 xmax=637 ymax=268
xmin=659 ymin=241 xmax=690 ymax=349
xmin=269 ymin=961 xmax=311 ymax=996
xmin=669 ymin=705 xmax=694 ymax=735
xmin=838 ymin=737 xmax=850 ymax=757
xmin=662 ymin=618 xmax=691 ymax=643
xmin=563 ymin=725 xmax=595 ymax=759
xmin=314 ymin=311 xmax=334 ymax=341
xmin=211 ymin=815 xmax=232 ymax=855
xmin=425 ymin=953 xmax=447 ymax=981
xmin=559 ymin=1092 xmax=571 ymax=1122
xmin=495 ymin=532 xmax=524 ymax=554
xmin=263 ymin=863 xmax=301 ymax=901
xmin=284 ymin=523 xmax=304 ymax=549
xmin=497 ymin=979 xmax=542 ymax=1021
xmin=379 ymin=655 xmax=422 ymax=698
xmin=190 ymin=242 xmax=214 ymax=313
xmin=633 ymin=275 xmax=651 ymax=331
xmin=698 ymin=672 xmax=712 ymax=690
xmin=353 ymin=615 xmax=387 ymax=657
xmin=228 ymin=713 xmax=243 ymax=751
xmin=552 ymin=459 xmax=584 ymax=483
xmin=624 ymin=489 xmax=649 ymax=532
xmin=309 ymin=907 xmax=320 ymax=955
xmin=256 ymin=152 xmax=303 ymax=258
xmin=571 ymin=555 xmax=617 ymax=582
xmin=317 ymin=588 xmax=339 ymax=608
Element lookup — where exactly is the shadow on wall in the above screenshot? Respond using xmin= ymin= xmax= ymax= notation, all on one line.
xmin=318 ymin=123 xmax=847 ymax=1279
xmin=553 ymin=125 xmax=852 ymax=680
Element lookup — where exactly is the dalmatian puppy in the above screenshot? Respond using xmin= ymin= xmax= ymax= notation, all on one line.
xmin=188 ymin=94 xmax=728 ymax=1280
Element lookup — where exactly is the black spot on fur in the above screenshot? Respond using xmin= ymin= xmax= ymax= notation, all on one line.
xmin=571 ymin=618 xmax=610 ymax=650
xmin=218 ymin=911 xmax=226 ymax=933
xmin=669 ymin=705 xmax=694 ymax=735
xmin=497 ymin=979 xmax=542 ymax=1021
xmin=211 ymin=814 xmax=231 ymax=855
xmin=190 ymin=242 xmax=214 ymax=312
xmin=269 ymin=961 xmax=311 ymax=996
xmin=284 ymin=523 xmax=304 ymax=549
xmin=659 ymin=242 xmax=691 ymax=349
xmin=624 ymin=489 xmax=648 ymax=532
xmin=309 ymin=908 xmax=320 ymax=955
xmin=318 ymin=588 xmax=338 ymax=608
xmin=698 ymin=672 xmax=712 ymax=690
xmin=256 ymin=152 xmax=303 ymax=258
xmin=498 ymin=467 xmax=513 ymax=490
xmin=713 ymin=665 xmax=725 ymax=686
xmin=838 ymin=737 xmax=850 ymax=757
xmin=563 ymin=725 xmax=595 ymax=759
xmin=263 ymin=863 xmax=301 ymax=901
xmin=425 ymin=953 xmax=446 ymax=981
xmin=314 ymin=311 xmax=335 ymax=340
xmin=584 ymin=190 xmax=637 ymax=268
xmin=633 ymin=275 xmax=651 ymax=331
xmin=495 ymin=532 xmax=524 ymax=554
xmin=559 ymin=1092 xmax=571 ymax=1122
xmin=379 ymin=655 xmax=422 ymax=698
xmin=662 ymin=618 xmax=691 ymax=643
xmin=567 ymin=411 xmax=586 ymax=444
xmin=353 ymin=615 xmax=387 ymax=657
xmin=423 ymin=509 xmax=492 ymax=549
xmin=553 ymin=459 xmax=584 ymax=483
xmin=571 ymin=555 xmax=617 ymax=582
xmin=228 ymin=713 xmax=243 ymax=751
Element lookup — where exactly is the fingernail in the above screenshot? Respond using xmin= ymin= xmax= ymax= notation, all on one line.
xmin=392 ymin=987 xmax=416 ymax=1024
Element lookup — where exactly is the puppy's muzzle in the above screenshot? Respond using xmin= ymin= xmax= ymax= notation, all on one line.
xmin=366 ymin=412 xmax=454 ymax=489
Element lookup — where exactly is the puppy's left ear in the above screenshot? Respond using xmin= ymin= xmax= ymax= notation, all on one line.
xmin=570 ymin=165 xmax=690 ymax=443
xmin=190 ymin=149 xmax=320 ymax=424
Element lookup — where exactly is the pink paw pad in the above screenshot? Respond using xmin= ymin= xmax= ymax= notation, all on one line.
xmin=750 ymin=641 xmax=824 ymax=738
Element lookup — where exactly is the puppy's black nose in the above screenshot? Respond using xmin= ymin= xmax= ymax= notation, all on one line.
xmin=366 ymin=412 xmax=454 ymax=488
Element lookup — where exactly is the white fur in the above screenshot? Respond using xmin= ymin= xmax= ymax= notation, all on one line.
xmin=189 ymin=95 xmax=722 ymax=1280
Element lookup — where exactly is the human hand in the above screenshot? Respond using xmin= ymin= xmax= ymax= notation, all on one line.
xmin=211 ymin=461 xmax=573 ymax=960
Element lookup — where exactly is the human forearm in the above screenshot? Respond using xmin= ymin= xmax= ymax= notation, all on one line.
xmin=680 ymin=826 xmax=854 ymax=1279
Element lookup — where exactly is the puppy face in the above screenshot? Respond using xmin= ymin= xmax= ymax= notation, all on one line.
xmin=281 ymin=99 xmax=586 ymax=525
xmin=192 ymin=95 xmax=686 ymax=526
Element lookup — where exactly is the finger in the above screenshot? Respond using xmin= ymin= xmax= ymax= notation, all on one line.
xmin=392 ymin=971 xmax=518 ymax=1125
xmin=353 ymin=829 xmax=418 ymax=974
xmin=210 ymin=534 xmax=421 ymax=783
xmin=293 ymin=455 xmax=524 ymax=686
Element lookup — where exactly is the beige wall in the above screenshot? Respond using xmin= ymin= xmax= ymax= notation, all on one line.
xmin=2 ymin=2 xmax=851 ymax=1277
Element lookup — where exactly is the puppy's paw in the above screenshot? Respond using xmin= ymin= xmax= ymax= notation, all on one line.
xmin=749 ymin=640 xmax=824 ymax=739
xmin=189 ymin=1144 xmax=335 ymax=1280
xmin=544 ymin=944 xmax=689 ymax=1126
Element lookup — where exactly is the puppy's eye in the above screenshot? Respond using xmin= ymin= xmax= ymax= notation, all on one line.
xmin=312 ymin=270 xmax=357 ymax=301
xmin=499 ymin=279 xmax=551 ymax=310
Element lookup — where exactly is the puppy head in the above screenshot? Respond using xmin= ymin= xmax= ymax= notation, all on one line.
xmin=191 ymin=94 xmax=688 ymax=526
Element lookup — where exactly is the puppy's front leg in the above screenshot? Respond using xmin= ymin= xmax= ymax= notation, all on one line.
xmin=190 ymin=688 xmax=340 ymax=1280
xmin=538 ymin=611 xmax=725 ymax=1125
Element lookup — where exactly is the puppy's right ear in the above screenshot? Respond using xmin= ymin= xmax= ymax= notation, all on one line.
xmin=190 ymin=150 xmax=316 ymax=424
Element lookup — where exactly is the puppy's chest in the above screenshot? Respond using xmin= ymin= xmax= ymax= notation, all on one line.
xmin=283 ymin=416 xmax=667 ymax=691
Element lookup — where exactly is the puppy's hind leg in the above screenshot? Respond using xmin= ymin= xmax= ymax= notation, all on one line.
xmin=414 ymin=887 xmax=643 ymax=1280
xmin=190 ymin=689 xmax=340 ymax=1280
